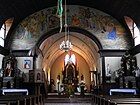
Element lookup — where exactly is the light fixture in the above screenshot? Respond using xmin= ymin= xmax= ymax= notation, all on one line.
xmin=59 ymin=0 xmax=72 ymax=52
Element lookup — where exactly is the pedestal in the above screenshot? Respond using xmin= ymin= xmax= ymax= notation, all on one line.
xmin=80 ymin=85 xmax=85 ymax=96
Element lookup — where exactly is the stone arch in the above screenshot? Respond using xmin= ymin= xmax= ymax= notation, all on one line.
xmin=36 ymin=26 xmax=103 ymax=50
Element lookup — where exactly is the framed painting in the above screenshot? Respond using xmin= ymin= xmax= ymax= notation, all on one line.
xmin=35 ymin=70 xmax=43 ymax=83
xmin=105 ymin=57 xmax=122 ymax=83
xmin=23 ymin=60 xmax=31 ymax=69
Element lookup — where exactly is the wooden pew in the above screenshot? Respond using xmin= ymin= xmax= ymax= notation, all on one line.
xmin=103 ymin=96 xmax=140 ymax=105
xmin=92 ymin=94 xmax=140 ymax=105
xmin=109 ymin=98 xmax=140 ymax=105
xmin=0 ymin=94 xmax=44 ymax=105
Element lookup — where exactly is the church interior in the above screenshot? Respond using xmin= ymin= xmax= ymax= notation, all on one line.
xmin=0 ymin=0 xmax=140 ymax=105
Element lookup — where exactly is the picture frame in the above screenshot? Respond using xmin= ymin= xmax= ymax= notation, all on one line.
xmin=23 ymin=60 xmax=31 ymax=69
xmin=35 ymin=70 xmax=43 ymax=83
xmin=105 ymin=57 xmax=122 ymax=83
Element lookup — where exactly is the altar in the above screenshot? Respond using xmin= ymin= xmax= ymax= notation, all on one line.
xmin=109 ymin=88 xmax=137 ymax=95
xmin=1 ymin=89 xmax=28 ymax=95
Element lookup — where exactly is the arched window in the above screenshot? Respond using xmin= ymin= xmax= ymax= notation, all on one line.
xmin=0 ymin=18 xmax=14 ymax=47
xmin=65 ymin=54 xmax=70 ymax=65
xmin=64 ymin=54 xmax=76 ymax=65
xmin=124 ymin=16 xmax=140 ymax=46
xmin=70 ymin=54 xmax=76 ymax=65
xmin=0 ymin=24 xmax=5 ymax=47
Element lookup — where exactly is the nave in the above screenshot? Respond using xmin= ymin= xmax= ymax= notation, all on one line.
xmin=0 ymin=0 xmax=140 ymax=105
xmin=0 ymin=93 xmax=139 ymax=105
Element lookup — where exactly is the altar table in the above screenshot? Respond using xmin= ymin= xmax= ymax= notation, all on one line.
xmin=1 ymin=89 xmax=28 ymax=95
xmin=109 ymin=88 xmax=137 ymax=95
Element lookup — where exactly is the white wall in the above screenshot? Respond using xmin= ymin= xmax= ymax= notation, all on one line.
xmin=0 ymin=54 xmax=4 ymax=69
xmin=105 ymin=57 xmax=121 ymax=82
xmin=16 ymin=57 xmax=33 ymax=82
xmin=136 ymin=53 xmax=140 ymax=68
xmin=0 ymin=54 xmax=4 ymax=77
xmin=16 ymin=57 xmax=33 ymax=73
xmin=36 ymin=55 xmax=43 ymax=69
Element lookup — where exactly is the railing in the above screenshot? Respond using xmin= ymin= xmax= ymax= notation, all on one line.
xmin=92 ymin=94 xmax=140 ymax=105
xmin=0 ymin=94 xmax=44 ymax=105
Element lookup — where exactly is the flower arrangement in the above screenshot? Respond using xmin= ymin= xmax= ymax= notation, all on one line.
xmin=65 ymin=84 xmax=74 ymax=97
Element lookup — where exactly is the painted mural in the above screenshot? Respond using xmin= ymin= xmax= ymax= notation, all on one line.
xmin=11 ymin=5 xmax=131 ymax=50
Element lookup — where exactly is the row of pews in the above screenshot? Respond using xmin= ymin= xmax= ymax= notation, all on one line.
xmin=0 ymin=94 xmax=43 ymax=105
xmin=92 ymin=94 xmax=140 ymax=105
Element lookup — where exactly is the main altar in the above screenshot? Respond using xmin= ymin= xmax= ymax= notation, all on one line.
xmin=61 ymin=54 xmax=79 ymax=93
xmin=62 ymin=62 xmax=78 ymax=85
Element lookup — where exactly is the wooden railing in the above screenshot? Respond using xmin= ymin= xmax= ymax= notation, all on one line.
xmin=92 ymin=94 xmax=140 ymax=105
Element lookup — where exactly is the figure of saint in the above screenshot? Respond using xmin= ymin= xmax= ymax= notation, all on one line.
xmin=24 ymin=61 xmax=30 ymax=69
xmin=135 ymin=66 xmax=140 ymax=77
xmin=81 ymin=74 xmax=84 ymax=81
xmin=106 ymin=64 xmax=111 ymax=77
xmin=50 ymin=79 xmax=55 ymax=92
xmin=5 ymin=62 xmax=12 ymax=77
xmin=36 ymin=73 xmax=41 ymax=81
xmin=80 ymin=74 xmax=85 ymax=96
xmin=57 ymin=75 xmax=61 ymax=92
xmin=72 ymin=14 xmax=80 ymax=26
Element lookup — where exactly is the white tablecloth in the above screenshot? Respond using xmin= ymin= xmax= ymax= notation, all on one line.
xmin=1 ymin=89 xmax=28 ymax=95
xmin=109 ymin=89 xmax=137 ymax=95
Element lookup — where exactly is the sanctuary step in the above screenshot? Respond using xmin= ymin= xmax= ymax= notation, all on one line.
xmin=45 ymin=97 xmax=92 ymax=103
xmin=47 ymin=92 xmax=92 ymax=98
xmin=45 ymin=92 xmax=92 ymax=103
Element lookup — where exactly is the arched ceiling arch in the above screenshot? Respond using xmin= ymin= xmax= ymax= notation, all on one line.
xmin=40 ymin=32 xmax=100 ymax=70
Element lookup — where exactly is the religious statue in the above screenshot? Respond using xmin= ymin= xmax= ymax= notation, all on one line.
xmin=106 ymin=64 xmax=111 ymax=77
xmin=79 ymin=74 xmax=85 ymax=96
xmin=2 ymin=53 xmax=17 ymax=77
xmin=57 ymin=74 xmax=61 ymax=94
xmin=134 ymin=66 xmax=140 ymax=77
xmin=5 ymin=61 xmax=13 ymax=77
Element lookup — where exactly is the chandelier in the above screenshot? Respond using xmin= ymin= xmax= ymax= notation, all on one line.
xmin=58 ymin=0 xmax=72 ymax=51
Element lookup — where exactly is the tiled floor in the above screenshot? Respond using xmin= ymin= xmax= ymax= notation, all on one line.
xmin=45 ymin=103 xmax=91 ymax=105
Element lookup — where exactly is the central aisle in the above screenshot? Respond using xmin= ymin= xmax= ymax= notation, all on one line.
xmin=44 ymin=92 xmax=93 ymax=105
xmin=45 ymin=103 xmax=91 ymax=105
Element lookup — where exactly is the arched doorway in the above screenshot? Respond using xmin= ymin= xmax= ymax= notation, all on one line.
xmin=36 ymin=27 xmax=102 ymax=94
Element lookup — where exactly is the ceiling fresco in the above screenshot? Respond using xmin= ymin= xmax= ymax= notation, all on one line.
xmin=11 ymin=5 xmax=131 ymax=50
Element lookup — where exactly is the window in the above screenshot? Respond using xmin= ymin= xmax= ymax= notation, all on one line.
xmin=64 ymin=54 xmax=76 ymax=65
xmin=124 ymin=16 xmax=140 ymax=46
xmin=0 ymin=24 xmax=5 ymax=47
xmin=0 ymin=18 xmax=14 ymax=47
xmin=133 ymin=23 xmax=140 ymax=46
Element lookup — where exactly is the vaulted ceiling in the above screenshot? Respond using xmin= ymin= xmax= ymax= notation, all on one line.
xmin=40 ymin=32 xmax=99 ymax=69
